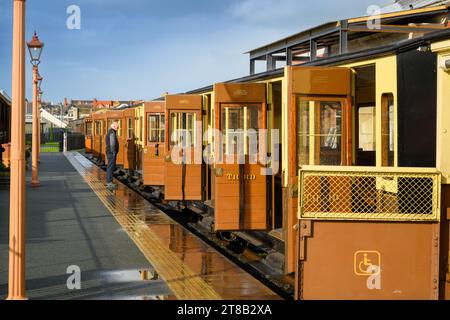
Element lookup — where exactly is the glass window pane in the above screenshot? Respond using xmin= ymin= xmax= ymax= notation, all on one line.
xmin=382 ymin=94 xmax=395 ymax=167
xmin=169 ymin=112 xmax=197 ymax=147
xmin=221 ymin=105 xmax=261 ymax=156
xmin=319 ymin=102 xmax=342 ymax=165
xmin=86 ymin=122 xmax=92 ymax=136
xmin=95 ymin=121 xmax=102 ymax=135
xmin=247 ymin=107 xmax=260 ymax=130
xmin=297 ymin=100 xmax=311 ymax=166
xmin=127 ymin=118 xmax=133 ymax=139
xmin=148 ymin=114 xmax=162 ymax=143
xmin=160 ymin=115 xmax=166 ymax=143
xmin=358 ymin=107 xmax=376 ymax=152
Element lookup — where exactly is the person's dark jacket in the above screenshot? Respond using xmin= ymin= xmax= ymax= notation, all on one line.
xmin=105 ymin=128 xmax=119 ymax=157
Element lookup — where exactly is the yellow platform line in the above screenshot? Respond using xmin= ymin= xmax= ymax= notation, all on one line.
xmin=66 ymin=152 xmax=222 ymax=300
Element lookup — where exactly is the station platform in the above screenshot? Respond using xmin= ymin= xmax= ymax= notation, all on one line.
xmin=0 ymin=152 xmax=281 ymax=300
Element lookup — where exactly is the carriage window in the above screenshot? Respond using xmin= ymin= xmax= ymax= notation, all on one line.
xmin=148 ymin=113 xmax=165 ymax=143
xmin=221 ymin=105 xmax=261 ymax=155
xmin=139 ymin=116 xmax=143 ymax=141
xmin=297 ymin=98 xmax=342 ymax=166
xmin=358 ymin=106 xmax=376 ymax=152
xmin=86 ymin=122 xmax=92 ymax=136
xmin=170 ymin=112 xmax=197 ymax=147
xmin=127 ymin=118 xmax=134 ymax=140
xmin=95 ymin=121 xmax=102 ymax=136
xmin=382 ymin=94 xmax=395 ymax=167
xmin=297 ymin=100 xmax=311 ymax=166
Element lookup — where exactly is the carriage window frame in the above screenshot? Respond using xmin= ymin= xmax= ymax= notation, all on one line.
xmin=169 ymin=111 xmax=199 ymax=149
xmin=220 ymin=104 xmax=262 ymax=156
xmin=86 ymin=122 xmax=93 ymax=136
xmin=357 ymin=105 xmax=376 ymax=152
xmin=139 ymin=116 xmax=143 ymax=141
xmin=127 ymin=118 xmax=134 ymax=140
xmin=94 ymin=121 xmax=103 ymax=136
xmin=381 ymin=93 xmax=395 ymax=167
xmin=147 ymin=113 xmax=166 ymax=144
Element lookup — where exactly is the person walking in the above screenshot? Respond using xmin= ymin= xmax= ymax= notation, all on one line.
xmin=106 ymin=121 xmax=119 ymax=190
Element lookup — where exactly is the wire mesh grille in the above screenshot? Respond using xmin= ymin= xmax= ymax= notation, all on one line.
xmin=299 ymin=169 xmax=441 ymax=221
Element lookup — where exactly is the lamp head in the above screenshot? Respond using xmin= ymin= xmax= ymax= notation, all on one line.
xmin=27 ymin=31 xmax=44 ymax=66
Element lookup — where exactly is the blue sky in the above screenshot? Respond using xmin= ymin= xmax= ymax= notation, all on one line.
xmin=0 ymin=0 xmax=386 ymax=103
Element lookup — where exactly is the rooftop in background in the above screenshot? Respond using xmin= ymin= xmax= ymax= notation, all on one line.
xmin=247 ymin=1 xmax=450 ymax=74
xmin=68 ymin=98 xmax=138 ymax=110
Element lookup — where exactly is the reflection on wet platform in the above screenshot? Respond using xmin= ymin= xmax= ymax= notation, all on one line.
xmin=66 ymin=152 xmax=281 ymax=300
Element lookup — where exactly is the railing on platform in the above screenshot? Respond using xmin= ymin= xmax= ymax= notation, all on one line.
xmin=40 ymin=142 xmax=60 ymax=153
xmin=66 ymin=133 xmax=85 ymax=151
xmin=298 ymin=166 xmax=441 ymax=222
xmin=26 ymin=132 xmax=85 ymax=153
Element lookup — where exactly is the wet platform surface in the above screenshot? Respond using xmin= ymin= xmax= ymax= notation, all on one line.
xmin=66 ymin=152 xmax=281 ymax=300
xmin=0 ymin=153 xmax=171 ymax=300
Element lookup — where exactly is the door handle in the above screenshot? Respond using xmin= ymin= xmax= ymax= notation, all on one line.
xmin=215 ymin=167 xmax=224 ymax=177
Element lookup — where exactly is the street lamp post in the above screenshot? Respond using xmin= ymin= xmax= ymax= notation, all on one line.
xmin=8 ymin=0 xmax=27 ymax=300
xmin=27 ymin=32 xmax=44 ymax=188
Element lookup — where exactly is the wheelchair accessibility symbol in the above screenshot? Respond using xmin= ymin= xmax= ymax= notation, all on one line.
xmin=354 ymin=251 xmax=381 ymax=276
xmin=354 ymin=251 xmax=382 ymax=290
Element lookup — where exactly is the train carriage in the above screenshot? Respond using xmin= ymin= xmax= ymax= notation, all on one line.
xmin=290 ymin=35 xmax=450 ymax=299
xmin=176 ymin=30 xmax=450 ymax=299
xmin=82 ymin=6 xmax=450 ymax=300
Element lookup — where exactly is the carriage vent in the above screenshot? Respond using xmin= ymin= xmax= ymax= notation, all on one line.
xmin=299 ymin=167 xmax=441 ymax=222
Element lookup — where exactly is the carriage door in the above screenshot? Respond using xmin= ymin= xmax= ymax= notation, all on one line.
xmin=124 ymin=109 xmax=136 ymax=170
xmin=293 ymin=67 xmax=352 ymax=216
xmin=214 ymin=83 xmax=268 ymax=231
xmin=285 ymin=66 xmax=352 ymax=274
xmin=143 ymin=102 xmax=166 ymax=185
xmin=164 ymin=95 xmax=203 ymax=201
